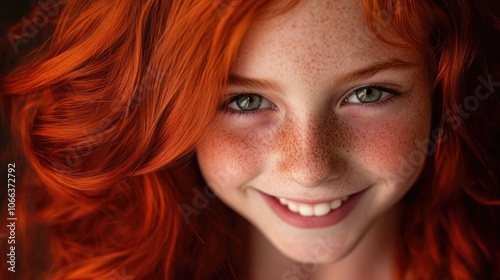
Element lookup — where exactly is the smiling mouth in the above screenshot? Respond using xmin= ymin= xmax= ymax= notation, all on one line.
xmin=275 ymin=196 xmax=350 ymax=217
xmin=259 ymin=188 xmax=369 ymax=228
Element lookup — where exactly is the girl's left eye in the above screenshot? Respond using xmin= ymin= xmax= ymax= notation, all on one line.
xmin=344 ymin=86 xmax=396 ymax=104
xmin=227 ymin=94 xmax=274 ymax=112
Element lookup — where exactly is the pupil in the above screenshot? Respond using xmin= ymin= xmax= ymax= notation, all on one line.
xmin=238 ymin=95 xmax=261 ymax=111
xmin=357 ymin=88 xmax=380 ymax=103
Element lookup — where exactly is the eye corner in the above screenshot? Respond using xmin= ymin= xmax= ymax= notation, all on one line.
xmin=340 ymin=97 xmax=350 ymax=106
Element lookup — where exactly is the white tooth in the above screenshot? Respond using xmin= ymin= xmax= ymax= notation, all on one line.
xmin=298 ymin=204 xmax=314 ymax=216
xmin=342 ymin=196 xmax=349 ymax=202
xmin=331 ymin=199 xmax=342 ymax=210
xmin=287 ymin=201 xmax=299 ymax=213
xmin=279 ymin=198 xmax=288 ymax=205
xmin=313 ymin=203 xmax=331 ymax=216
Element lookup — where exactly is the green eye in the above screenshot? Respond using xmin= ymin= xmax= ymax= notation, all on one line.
xmin=228 ymin=94 xmax=274 ymax=112
xmin=345 ymin=87 xmax=392 ymax=104
xmin=234 ymin=95 xmax=262 ymax=111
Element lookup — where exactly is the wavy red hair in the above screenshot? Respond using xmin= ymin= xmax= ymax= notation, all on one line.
xmin=361 ymin=0 xmax=500 ymax=279
xmin=1 ymin=0 xmax=499 ymax=279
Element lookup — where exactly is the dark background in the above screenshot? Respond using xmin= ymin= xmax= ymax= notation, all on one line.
xmin=1 ymin=0 xmax=34 ymax=35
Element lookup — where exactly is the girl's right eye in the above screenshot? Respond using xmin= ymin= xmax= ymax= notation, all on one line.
xmin=227 ymin=94 xmax=275 ymax=112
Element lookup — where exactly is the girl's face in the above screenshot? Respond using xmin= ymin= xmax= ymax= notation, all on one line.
xmin=197 ymin=0 xmax=431 ymax=263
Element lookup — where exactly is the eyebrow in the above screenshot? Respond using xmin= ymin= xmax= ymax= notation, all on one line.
xmin=227 ymin=58 xmax=417 ymax=92
xmin=337 ymin=58 xmax=417 ymax=84
xmin=228 ymin=74 xmax=285 ymax=92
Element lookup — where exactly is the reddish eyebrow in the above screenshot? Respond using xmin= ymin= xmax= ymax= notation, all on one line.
xmin=336 ymin=58 xmax=417 ymax=84
xmin=228 ymin=75 xmax=285 ymax=93
xmin=228 ymin=58 xmax=417 ymax=91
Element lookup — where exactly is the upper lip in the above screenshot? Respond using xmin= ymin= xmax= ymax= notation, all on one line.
xmin=258 ymin=187 xmax=367 ymax=205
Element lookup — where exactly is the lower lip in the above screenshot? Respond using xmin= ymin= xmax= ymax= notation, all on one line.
xmin=259 ymin=188 xmax=369 ymax=229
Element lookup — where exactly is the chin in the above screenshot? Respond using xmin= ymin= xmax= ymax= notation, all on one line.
xmin=262 ymin=226 xmax=362 ymax=265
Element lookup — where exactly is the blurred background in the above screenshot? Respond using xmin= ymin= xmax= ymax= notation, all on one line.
xmin=1 ymin=0 xmax=34 ymax=35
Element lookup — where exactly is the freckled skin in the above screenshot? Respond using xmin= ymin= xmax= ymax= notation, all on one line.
xmin=196 ymin=0 xmax=432 ymax=277
xmin=274 ymin=113 xmax=347 ymax=189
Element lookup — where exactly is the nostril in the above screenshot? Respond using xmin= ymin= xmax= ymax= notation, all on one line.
xmin=297 ymin=175 xmax=334 ymax=189
xmin=278 ymin=158 xmax=345 ymax=189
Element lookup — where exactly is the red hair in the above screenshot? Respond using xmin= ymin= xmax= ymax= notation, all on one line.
xmin=1 ymin=0 xmax=499 ymax=279
xmin=362 ymin=0 xmax=500 ymax=278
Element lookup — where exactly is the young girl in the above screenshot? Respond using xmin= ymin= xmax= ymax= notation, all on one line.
xmin=1 ymin=0 xmax=499 ymax=279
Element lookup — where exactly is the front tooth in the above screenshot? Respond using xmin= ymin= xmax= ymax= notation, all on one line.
xmin=342 ymin=196 xmax=349 ymax=202
xmin=287 ymin=201 xmax=299 ymax=213
xmin=279 ymin=198 xmax=288 ymax=205
xmin=313 ymin=203 xmax=331 ymax=216
xmin=331 ymin=199 xmax=342 ymax=210
xmin=298 ymin=204 xmax=314 ymax=216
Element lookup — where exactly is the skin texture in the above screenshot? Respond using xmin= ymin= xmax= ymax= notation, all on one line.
xmin=197 ymin=0 xmax=432 ymax=278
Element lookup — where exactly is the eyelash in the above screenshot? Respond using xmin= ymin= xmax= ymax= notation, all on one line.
xmin=220 ymin=85 xmax=402 ymax=116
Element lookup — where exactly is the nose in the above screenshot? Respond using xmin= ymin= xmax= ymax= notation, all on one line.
xmin=275 ymin=115 xmax=345 ymax=189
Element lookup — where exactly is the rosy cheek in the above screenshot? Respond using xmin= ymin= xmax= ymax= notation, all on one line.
xmin=343 ymin=106 xmax=431 ymax=182
xmin=196 ymin=127 xmax=267 ymax=189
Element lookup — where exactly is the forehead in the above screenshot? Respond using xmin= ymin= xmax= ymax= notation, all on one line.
xmin=232 ymin=0 xmax=418 ymax=83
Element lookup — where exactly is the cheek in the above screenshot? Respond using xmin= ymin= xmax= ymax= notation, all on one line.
xmin=196 ymin=127 xmax=267 ymax=190
xmin=344 ymin=101 xmax=432 ymax=183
